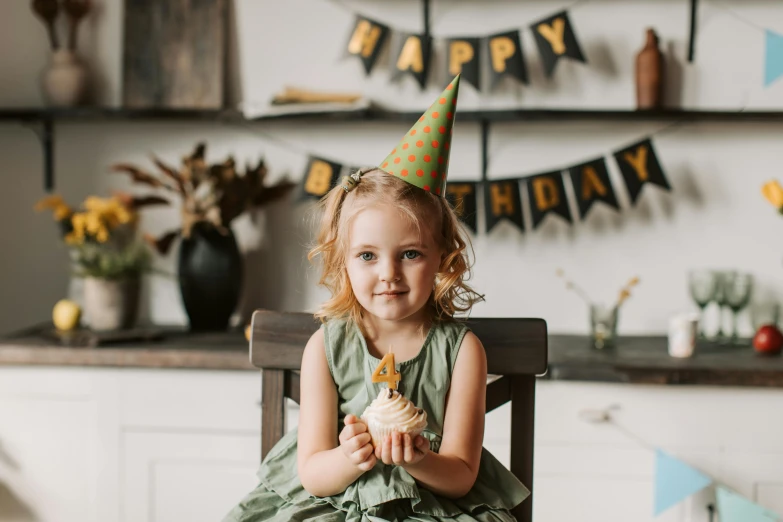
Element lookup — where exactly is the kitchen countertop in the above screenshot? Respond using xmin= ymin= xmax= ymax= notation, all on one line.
xmin=2 ymin=324 xmax=783 ymax=387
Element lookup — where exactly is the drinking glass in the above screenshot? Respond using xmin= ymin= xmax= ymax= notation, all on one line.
xmin=723 ymin=271 xmax=753 ymax=343
xmin=687 ymin=270 xmax=717 ymax=338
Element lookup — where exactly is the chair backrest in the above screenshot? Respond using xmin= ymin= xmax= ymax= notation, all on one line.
xmin=249 ymin=309 xmax=548 ymax=522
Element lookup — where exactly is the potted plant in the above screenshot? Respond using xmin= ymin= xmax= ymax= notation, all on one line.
xmin=35 ymin=192 xmax=163 ymax=330
xmin=111 ymin=143 xmax=296 ymax=331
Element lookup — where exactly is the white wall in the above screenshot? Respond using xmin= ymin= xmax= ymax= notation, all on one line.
xmin=2 ymin=0 xmax=783 ymax=337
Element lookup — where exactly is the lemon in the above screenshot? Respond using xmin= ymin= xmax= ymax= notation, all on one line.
xmin=53 ymin=299 xmax=81 ymax=331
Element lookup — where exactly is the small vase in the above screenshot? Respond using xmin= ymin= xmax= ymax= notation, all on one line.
xmin=590 ymin=304 xmax=618 ymax=350
xmin=41 ymin=49 xmax=89 ymax=107
xmin=83 ymin=276 xmax=140 ymax=331
xmin=178 ymin=222 xmax=243 ymax=331
xmin=635 ymin=28 xmax=664 ymax=110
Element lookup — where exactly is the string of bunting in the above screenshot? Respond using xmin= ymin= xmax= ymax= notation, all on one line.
xmin=339 ymin=0 xmax=589 ymax=89
xmin=240 ymin=120 xmax=682 ymax=236
xmin=580 ymin=407 xmax=782 ymax=521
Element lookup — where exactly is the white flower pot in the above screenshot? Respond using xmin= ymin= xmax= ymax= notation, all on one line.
xmin=41 ymin=49 xmax=88 ymax=107
xmin=83 ymin=277 xmax=140 ymax=331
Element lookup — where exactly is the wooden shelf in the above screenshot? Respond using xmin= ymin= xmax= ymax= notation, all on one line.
xmin=2 ymin=107 xmax=783 ymax=124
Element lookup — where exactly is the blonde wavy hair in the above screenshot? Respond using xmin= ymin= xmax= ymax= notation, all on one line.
xmin=307 ymin=169 xmax=483 ymax=327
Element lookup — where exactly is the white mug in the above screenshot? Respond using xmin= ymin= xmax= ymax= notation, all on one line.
xmin=668 ymin=313 xmax=699 ymax=358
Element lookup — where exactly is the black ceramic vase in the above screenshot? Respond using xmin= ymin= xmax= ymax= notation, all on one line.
xmin=178 ymin=222 xmax=242 ymax=331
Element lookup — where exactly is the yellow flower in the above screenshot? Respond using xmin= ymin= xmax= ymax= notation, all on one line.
xmin=34 ymin=194 xmax=73 ymax=221
xmin=67 ymin=213 xmax=88 ymax=244
xmin=762 ymin=180 xmax=783 ymax=209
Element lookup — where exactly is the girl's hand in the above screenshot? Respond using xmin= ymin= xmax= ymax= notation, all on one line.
xmin=338 ymin=414 xmax=377 ymax=472
xmin=375 ymin=431 xmax=430 ymax=466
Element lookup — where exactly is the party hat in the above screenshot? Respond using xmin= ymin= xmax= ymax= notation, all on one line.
xmin=378 ymin=75 xmax=460 ymax=196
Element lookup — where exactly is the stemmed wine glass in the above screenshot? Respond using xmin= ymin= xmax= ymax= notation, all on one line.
xmin=688 ymin=270 xmax=718 ymax=339
xmin=723 ymin=271 xmax=753 ymax=344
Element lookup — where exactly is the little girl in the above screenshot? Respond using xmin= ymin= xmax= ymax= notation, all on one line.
xmin=223 ymin=75 xmax=529 ymax=522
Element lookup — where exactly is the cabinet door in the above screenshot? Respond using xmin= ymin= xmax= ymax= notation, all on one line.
xmin=122 ymin=430 xmax=259 ymax=522
xmin=0 ymin=369 xmax=99 ymax=522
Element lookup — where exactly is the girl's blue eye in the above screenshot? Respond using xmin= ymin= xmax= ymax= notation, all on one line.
xmin=403 ymin=250 xmax=421 ymax=260
xmin=360 ymin=252 xmax=375 ymax=261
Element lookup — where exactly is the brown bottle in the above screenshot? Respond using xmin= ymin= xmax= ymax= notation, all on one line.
xmin=635 ymin=28 xmax=664 ymax=110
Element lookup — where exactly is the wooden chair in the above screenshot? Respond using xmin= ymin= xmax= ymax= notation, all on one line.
xmin=249 ymin=309 xmax=548 ymax=522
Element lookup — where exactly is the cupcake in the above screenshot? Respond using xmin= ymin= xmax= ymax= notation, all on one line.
xmin=361 ymin=388 xmax=428 ymax=448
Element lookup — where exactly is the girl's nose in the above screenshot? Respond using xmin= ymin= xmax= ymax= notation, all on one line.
xmin=379 ymin=259 xmax=401 ymax=283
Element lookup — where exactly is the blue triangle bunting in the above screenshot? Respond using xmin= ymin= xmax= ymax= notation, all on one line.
xmin=765 ymin=30 xmax=783 ymax=87
xmin=653 ymin=449 xmax=712 ymax=516
xmin=716 ymin=486 xmax=781 ymax=522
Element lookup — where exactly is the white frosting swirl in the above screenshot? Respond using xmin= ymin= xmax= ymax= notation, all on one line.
xmin=361 ymin=388 xmax=428 ymax=434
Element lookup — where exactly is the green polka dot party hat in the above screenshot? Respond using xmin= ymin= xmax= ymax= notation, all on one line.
xmin=378 ymin=74 xmax=460 ymax=196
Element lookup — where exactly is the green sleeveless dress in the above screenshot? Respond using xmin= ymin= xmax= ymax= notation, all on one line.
xmin=223 ymin=318 xmax=530 ymax=522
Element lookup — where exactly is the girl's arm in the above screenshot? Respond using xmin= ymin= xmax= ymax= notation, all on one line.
xmin=402 ymin=331 xmax=487 ymax=498
xmin=296 ymin=328 xmax=374 ymax=496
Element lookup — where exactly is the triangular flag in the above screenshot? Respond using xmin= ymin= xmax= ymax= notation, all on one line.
xmin=653 ymin=449 xmax=712 ymax=516
xmin=765 ymin=30 xmax=783 ymax=87
xmin=716 ymin=486 xmax=781 ymax=522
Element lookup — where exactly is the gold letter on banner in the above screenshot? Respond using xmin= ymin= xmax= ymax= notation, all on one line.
xmin=623 ymin=146 xmax=649 ymax=181
xmin=489 ymin=36 xmax=515 ymax=73
xmin=532 ymin=176 xmax=560 ymax=211
xmin=447 ymin=184 xmax=474 ymax=215
xmin=348 ymin=19 xmax=382 ymax=58
xmin=536 ymin=18 xmax=566 ymax=55
xmin=581 ymin=166 xmax=607 ymax=199
xmin=449 ymin=40 xmax=475 ymax=75
xmin=490 ymin=183 xmax=516 ymax=216
xmin=397 ymin=36 xmax=424 ymax=73
xmin=304 ymin=160 xmax=333 ymax=196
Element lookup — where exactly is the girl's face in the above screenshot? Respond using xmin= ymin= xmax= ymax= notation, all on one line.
xmin=346 ymin=203 xmax=442 ymax=323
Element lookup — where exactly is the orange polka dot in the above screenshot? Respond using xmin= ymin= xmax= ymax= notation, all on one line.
xmin=442 ymin=172 xmax=447 ymax=180
xmin=408 ymin=154 xmax=416 ymax=162
xmin=416 ymin=140 xmax=424 ymax=147
xmin=435 ymin=187 xmax=441 ymax=195
xmin=432 ymin=140 xmax=439 ymax=148
xmin=410 ymin=129 xmax=417 ymax=136
xmin=392 ymin=148 xmax=396 ymax=154
xmin=439 ymin=126 xmax=446 ymax=134
xmin=394 ymin=157 xmax=401 ymax=164
xmin=401 ymin=169 xmax=408 ymax=176
xmin=423 ymin=185 xmax=431 ymax=191
xmin=445 ymin=142 xmax=450 ymax=150
xmin=438 ymin=157 xmax=444 ymax=165
xmin=424 ymin=154 xmax=431 ymax=162
xmin=447 ymin=112 xmax=453 ymax=119
xmin=403 ymin=143 xmax=409 ymax=150
xmin=430 ymin=171 xmax=438 ymax=179
xmin=419 ymin=116 xmax=424 ymax=122
xmin=383 ymin=162 xmax=388 ymax=168
xmin=447 ymin=84 xmax=453 ymax=90
xmin=439 ymin=98 xmax=446 ymax=104
xmin=452 ymin=98 xmax=457 ymax=106
xmin=423 ymin=126 xmax=431 ymax=133
xmin=416 ymin=169 xmax=424 ymax=177
xmin=432 ymin=111 xmax=439 ymax=118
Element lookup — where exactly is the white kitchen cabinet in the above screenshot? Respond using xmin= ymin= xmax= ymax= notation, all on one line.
xmin=1 ymin=367 xmax=782 ymax=522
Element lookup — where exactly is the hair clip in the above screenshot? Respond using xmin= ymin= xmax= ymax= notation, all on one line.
xmin=340 ymin=167 xmax=372 ymax=193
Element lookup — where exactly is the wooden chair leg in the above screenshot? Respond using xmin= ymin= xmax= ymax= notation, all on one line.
xmin=510 ymin=376 xmax=536 ymax=522
xmin=261 ymin=369 xmax=285 ymax=461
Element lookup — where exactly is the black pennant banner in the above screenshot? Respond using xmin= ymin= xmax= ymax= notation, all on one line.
xmin=346 ymin=16 xmax=390 ymax=75
xmin=484 ymin=179 xmax=525 ymax=233
xmin=530 ymin=10 xmax=586 ymax=78
xmin=486 ymin=30 xmax=529 ymax=88
xmin=446 ymin=37 xmax=481 ymax=91
xmin=527 ymin=170 xmax=572 ymax=228
xmin=299 ymin=156 xmax=342 ymax=200
xmin=445 ymin=182 xmax=479 ymax=233
xmin=612 ymin=138 xmax=670 ymax=205
xmin=567 ymin=157 xmax=620 ymax=218
xmin=392 ymin=33 xmax=432 ymax=89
